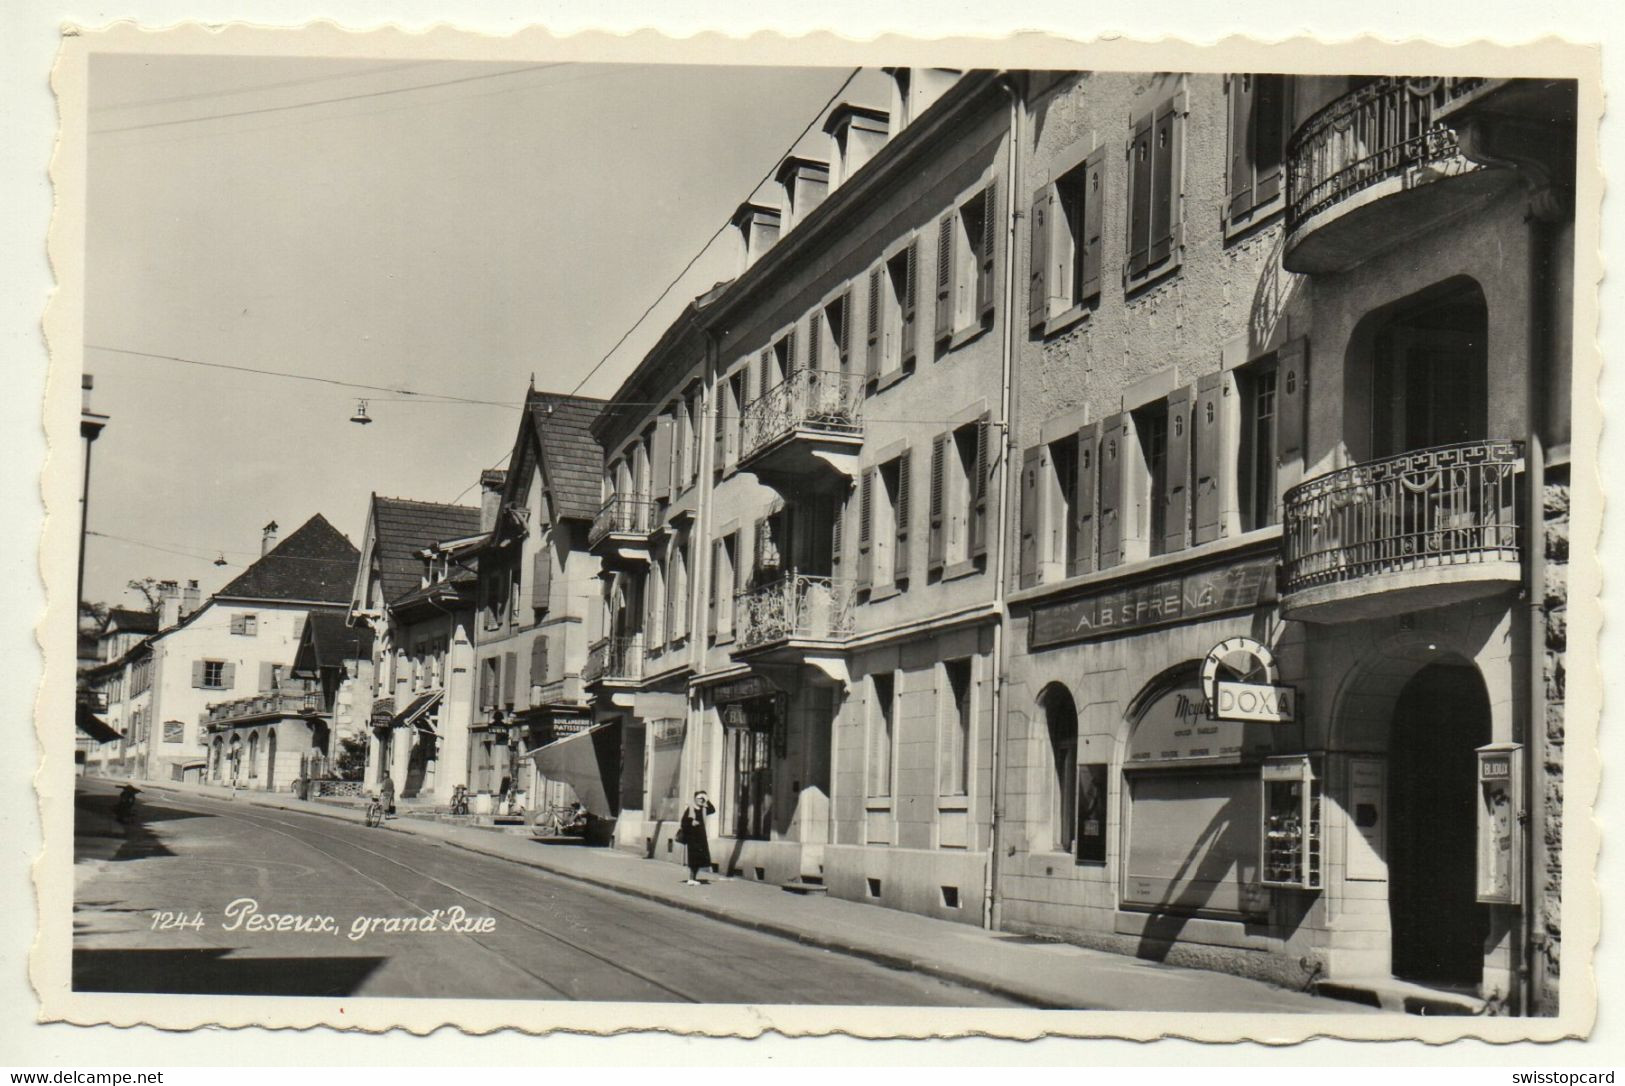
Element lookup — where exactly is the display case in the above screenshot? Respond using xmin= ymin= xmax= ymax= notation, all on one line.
xmin=1475 ymin=743 xmax=1523 ymax=905
xmin=1260 ymin=755 xmax=1322 ymax=890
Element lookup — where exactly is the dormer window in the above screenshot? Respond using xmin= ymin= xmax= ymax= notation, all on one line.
xmin=774 ymin=156 xmax=831 ymax=232
xmin=823 ymin=103 xmax=890 ymax=190
xmin=731 ymin=202 xmax=781 ymax=272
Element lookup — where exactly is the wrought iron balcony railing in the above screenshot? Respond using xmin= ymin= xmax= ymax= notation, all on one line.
xmin=201 ymin=689 xmax=324 ymax=727
xmin=740 ymin=369 xmax=865 ymax=462
xmin=1281 ymin=439 xmax=1522 ymax=598
xmin=1286 ymin=76 xmax=1490 ymax=237
xmin=589 ymin=495 xmax=653 ymax=547
xmin=735 ymin=573 xmax=857 ymax=651
xmin=583 ymin=635 xmax=645 ymax=684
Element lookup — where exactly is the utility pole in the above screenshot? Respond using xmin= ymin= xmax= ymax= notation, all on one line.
xmin=79 ymin=374 xmax=110 ymax=611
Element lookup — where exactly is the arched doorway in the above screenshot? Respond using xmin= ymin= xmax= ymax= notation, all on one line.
xmin=266 ymin=729 xmax=278 ymax=791
xmin=1038 ymin=684 xmax=1078 ymax=853
xmin=247 ymin=732 xmax=260 ymax=783
xmin=1387 ymin=661 xmax=1491 ymax=986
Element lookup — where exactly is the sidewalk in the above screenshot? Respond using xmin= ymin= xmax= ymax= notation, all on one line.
xmin=136 ymin=778 xmax=1380 ymax=1014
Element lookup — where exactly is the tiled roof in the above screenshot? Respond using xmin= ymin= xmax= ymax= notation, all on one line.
xmin=105 ymin=607 xmax=158 ymax=633
xmin=527 ymin=390 xmax=605 ymax=521
xmin=215 ymin=514 xmax=360 ymax=605
xmin=295 ymin=610 xmax=375 ymax=673
xmin=371 ymin=497 xmax=483 ymax=605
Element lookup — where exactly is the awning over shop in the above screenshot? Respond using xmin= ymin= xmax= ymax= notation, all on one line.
xmin=525 ymin=722 xmax=621 ymax=819
xmin=392 ymin=690 xmax=443 ymax=734
xmin=76 ymin=704 xmax=120 ymax=744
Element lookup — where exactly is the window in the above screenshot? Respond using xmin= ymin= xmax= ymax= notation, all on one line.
xmin=1041 ymin=685 xmax=1079 ymax=853
xmin=866 ymin=245 xmax=919 ymax=384
xmin=1237 ymin=357 xmax=1280 ymax=530
xmin=718 ymin=371 xmax=743 ymax=473
xmin=940 ymin=659 xmax=973 ymax=796
xmin=230 ymin=613 xmax=258 ymax=636
xmin=685 ymin=387 xmax=702 ymax=488
xmin=857 ymin=452 xmax=910 ymax=594
xmin=934 ymin=181 xmax=998 ymax=348
xmin=646 ymin=555 xmax=667 ymax=649
xmin=480 ymin=656 xmax=500 ymax=712
xmin=1136 ymin=403 xmax=1169 ymax=555
xmin=669 ymin=541 xmax=690 ymax=642
xmin=868 ymin=672 xmax=895 ymax=798
xmin=811 ymin=290 xmax=852 ymax=375
xmin=711 ymin=532 xmax=737 ymax=642
xmin=1126 ymin=93 xmax=1186 ymax=288
xmin=1225 ymin=74 xmax=1290 ymax=234
xmin=927 ymin=417 xmax=990 ymax=576
xmin=194 ymin=659 xmax=231 ymax=690
xmin=1048 ymin=438 xmax=1078 ymax=577
xmin=1030 ymin=147 xmax=1105 ymax=330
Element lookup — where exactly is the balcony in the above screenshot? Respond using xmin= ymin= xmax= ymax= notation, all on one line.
xmin=1281 ymin=439 xmax=1523 ymax=623
xmin=734 ymin=573 xmax=856 ymax=669
xmin=1283 ymin=77 xmax=1511 ymax=274
xmin=201 ymin=689 xmax=324 ymax=728
xmin=583 ymin=635 xmax=644 ymax=688
xmin=588 ymin=496 xmax=653 ymax=566
xmin=738 ymin=368 xmax=864 ymax=487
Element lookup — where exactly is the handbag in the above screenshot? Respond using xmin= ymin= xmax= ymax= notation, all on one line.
xmin=675 ymin=816 xmax=690 ymax=845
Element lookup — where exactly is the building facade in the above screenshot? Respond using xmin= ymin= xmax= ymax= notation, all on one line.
xmin=998 ymin=72 xmax=1573 ymax=1014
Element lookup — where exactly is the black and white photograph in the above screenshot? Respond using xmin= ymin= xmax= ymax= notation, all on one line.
xmin=33 ymin=25 xmax=1600 ymax=1043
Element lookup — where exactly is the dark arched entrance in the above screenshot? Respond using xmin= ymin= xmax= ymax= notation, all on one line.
xmin=266 ymin=729 xmax=278 ymax=791
xmin=1388 ymin=661 xmax=1491 ymax=986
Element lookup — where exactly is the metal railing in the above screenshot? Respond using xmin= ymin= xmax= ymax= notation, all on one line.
xmin=589 ymin=495 xmax=653 ymax=547
xmin=584 ymin=635 xmax=645 ymax=683
xmin=201 ymin=690 xmax=323 ymax=726
xmin=1286 ymin=77 xmax=1490 ymax=236
xmin=735 ymin=573 xmax=857 ymax=650
xmin=740 ymin=369 xmax=865 ymax=462
xmin=1281 ymin=439 xmax=1522 ymax=597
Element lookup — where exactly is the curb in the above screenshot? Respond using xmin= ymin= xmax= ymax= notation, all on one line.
xmin=143 ymin=782 xmax=1072 ymax=1009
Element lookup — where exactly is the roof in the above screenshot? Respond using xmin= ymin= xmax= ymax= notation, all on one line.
xmin=524 ymin=390 xmax=606 ymax=522
xmin=105 ymin=608 xmax=158 ymax=634
xmin=292 ymin=610 xmax=375 ymax=675
xmin=370 ymin=497 xmax=483 ymax=605
xmin=214 ymin=513 xmax=360 ymax=605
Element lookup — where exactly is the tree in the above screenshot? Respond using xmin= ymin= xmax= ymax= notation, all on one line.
xmin=78 ymin=600 xmax=108 ymax=635
xmin=126 ymin=578 xmax=165 ymax=613
xmin=335 ymin=734 xmax=369 ymax=781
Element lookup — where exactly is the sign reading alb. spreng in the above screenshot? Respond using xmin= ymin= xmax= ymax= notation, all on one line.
xmin=1028 ymin=555 xmax=1277 ymax=649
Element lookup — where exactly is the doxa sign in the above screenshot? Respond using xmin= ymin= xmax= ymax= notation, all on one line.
xmin=1211 ymin=681 xmax=1296 ymax=723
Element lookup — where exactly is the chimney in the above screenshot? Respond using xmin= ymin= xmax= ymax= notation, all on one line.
xmin=158 ymin=579 xmax=181 ymax=629
xmin=773 ymin=155 xmax=831 ymax=232
xmin=823 ymin=104 xmax=891 ymax=189
xmin=731 ymin=202 xmax=781 ymax=273
xmin=181 ymin=579 xmax=201 ymax=618
xmin=261 ymin=520 xmax=279 ymax=556
xmin=479 ymin=469 xmax=507 ymax=533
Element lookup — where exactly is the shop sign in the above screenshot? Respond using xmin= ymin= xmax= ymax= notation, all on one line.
xmin=1029 ymin=556 xmax=1277 ymax=649
xmin=714 ymin=675 xmax=777 ymax=703
xmin=551 ymin=714 xmax=593 ymax=739
xmin=369 ymin=699 xmax=395 ymax=727
xmin=651 ymin=718 xmax=686 ymax=747
xmin=1203 ymin=636 xmax=1296 ymax=723
xmin=1126 ymin=680 xmax=1285 ymax=767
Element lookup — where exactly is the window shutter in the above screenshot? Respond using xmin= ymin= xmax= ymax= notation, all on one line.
xmin=258 ymin=661 xmax=275 ymax=692
xmin=970 ymin=415 xmax=991 ymax=560
xmin=651 ymin=416 xmax=675 ymax=500
xmin=759 ymin=347 xmax=773 ymax=400
xmin=1081 ymin=148 xmax=1105 ymax=301
xmin=1227 ymin=74 xmax=1256 ymax=220
xmin=808 ymin=310 xmax=822 ymax=372
xmin=1193 ymin=372 xmax=1227 ymax=543
xmin=501 ymin=651 xmax=517 ymax=707
xmin=1018 ymin=445 xmax=1043 ymax=587
xmin=934 ymin=212 xmax=955 ymax=342
xmin=230 ymin=615 xmax=245 ymax=635
xmin=838 ymin=290 xmax=852 ymax=370
xmin=786 ymin=327 xmax=799 ymax=376
xmin=191 ymin=660 xmax=204 ymax=688
xmin=856 ymin=469 xmax=875 ymax=589
xmin=220 ymin=662 xmax=236 ymax=689
xmin=1277 ymin=338 xmax=1309 ymax=491
xmin=1149 ymin=97 xmax=1180 ymax=267
xmin=1072 ymin=422 xmax=1099 ymax=576
xmin=532 ymin=546 xmax=551 ymax=614
xmin=1028 ymin=188 xmax=1049 ymax=329
xmin=1098 ymin=412 xmax=1126 ymax=568
xmin=900 ymin=243 xmax=919 ymax=368
xmin=865 ymin=265 xmax=884 ymax=380
xmin=714 ymin=383 xmax=729 ymax=469
xmin=1127 ymin=113 xmax=1153 ymax=278
xmin=976 ymin=180 xmax=998 ymax=322
xmin=1162 ymin=386 xmax=1193 ymax=554
xmin=831 ymin=495 xmax=845 ymax=572
xmin=928 ymin=432 xmax=948 ymax=572
xmin=1255 ymin=76 xmax=1287 ymax=206
xmin=893 ymin=450 xmax=912 ymax=580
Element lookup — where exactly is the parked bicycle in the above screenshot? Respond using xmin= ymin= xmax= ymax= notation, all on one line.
xmin=448 ymin=784 xmax=470 ymax=817
xmin=363 ymin=792 xmax=386 ymax=828
xmin=532 ymin=801 xmax=589 ymax=838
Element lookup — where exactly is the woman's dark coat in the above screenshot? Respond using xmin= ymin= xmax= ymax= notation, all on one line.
xmin=680 ymin=799 xmax=716 ymax=869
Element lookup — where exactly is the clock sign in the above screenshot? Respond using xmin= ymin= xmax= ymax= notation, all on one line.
xmin=1202 ymin=636 xmax=1296 ymax=723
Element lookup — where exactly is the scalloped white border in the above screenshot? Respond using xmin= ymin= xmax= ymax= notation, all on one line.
xmin=23 ymin=20 xmax=1605 ymax=1049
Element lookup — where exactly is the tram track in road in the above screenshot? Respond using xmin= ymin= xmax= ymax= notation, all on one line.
xmin=160 ymin=795 xmax=707 ymax=1003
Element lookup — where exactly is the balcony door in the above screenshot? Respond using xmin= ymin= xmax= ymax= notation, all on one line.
xmin=1372 ymin=286 xmax=1488 ymax=458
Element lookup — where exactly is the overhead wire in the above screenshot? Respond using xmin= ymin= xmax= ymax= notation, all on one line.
xmin=90 ymin=59 xmax=445 ymax=113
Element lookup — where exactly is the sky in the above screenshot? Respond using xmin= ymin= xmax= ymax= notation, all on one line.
xmin=81 ymin=56 xmax=889 ymax=612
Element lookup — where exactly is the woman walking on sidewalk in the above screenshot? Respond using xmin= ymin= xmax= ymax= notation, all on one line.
xmin=678 ymin=790 xmax=716 ymax=885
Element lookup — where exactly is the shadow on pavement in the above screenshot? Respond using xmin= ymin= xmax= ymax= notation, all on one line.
xmin=73 ymin=947 xmax=387 ymax=997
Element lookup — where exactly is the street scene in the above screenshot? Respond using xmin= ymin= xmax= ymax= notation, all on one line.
xmin=70 ymin=54 xmax=1578 ymax=1019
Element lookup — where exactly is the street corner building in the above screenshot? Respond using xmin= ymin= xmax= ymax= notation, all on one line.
xmin=575 ymin=70 xmax=1575 ymax=1015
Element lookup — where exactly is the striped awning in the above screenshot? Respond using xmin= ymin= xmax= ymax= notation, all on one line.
xmin=392 ymin=690 xmax=443 ymax=734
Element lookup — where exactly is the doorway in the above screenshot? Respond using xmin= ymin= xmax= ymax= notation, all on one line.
xmin=1387 ymin=661 xmax=1491 ymax=986
xmin=1371 ymin=281 xmax=1489 ymax=458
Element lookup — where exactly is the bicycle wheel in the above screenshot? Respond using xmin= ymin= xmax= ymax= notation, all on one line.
xmin=365 ymin=802 xmax=382 ymax=828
